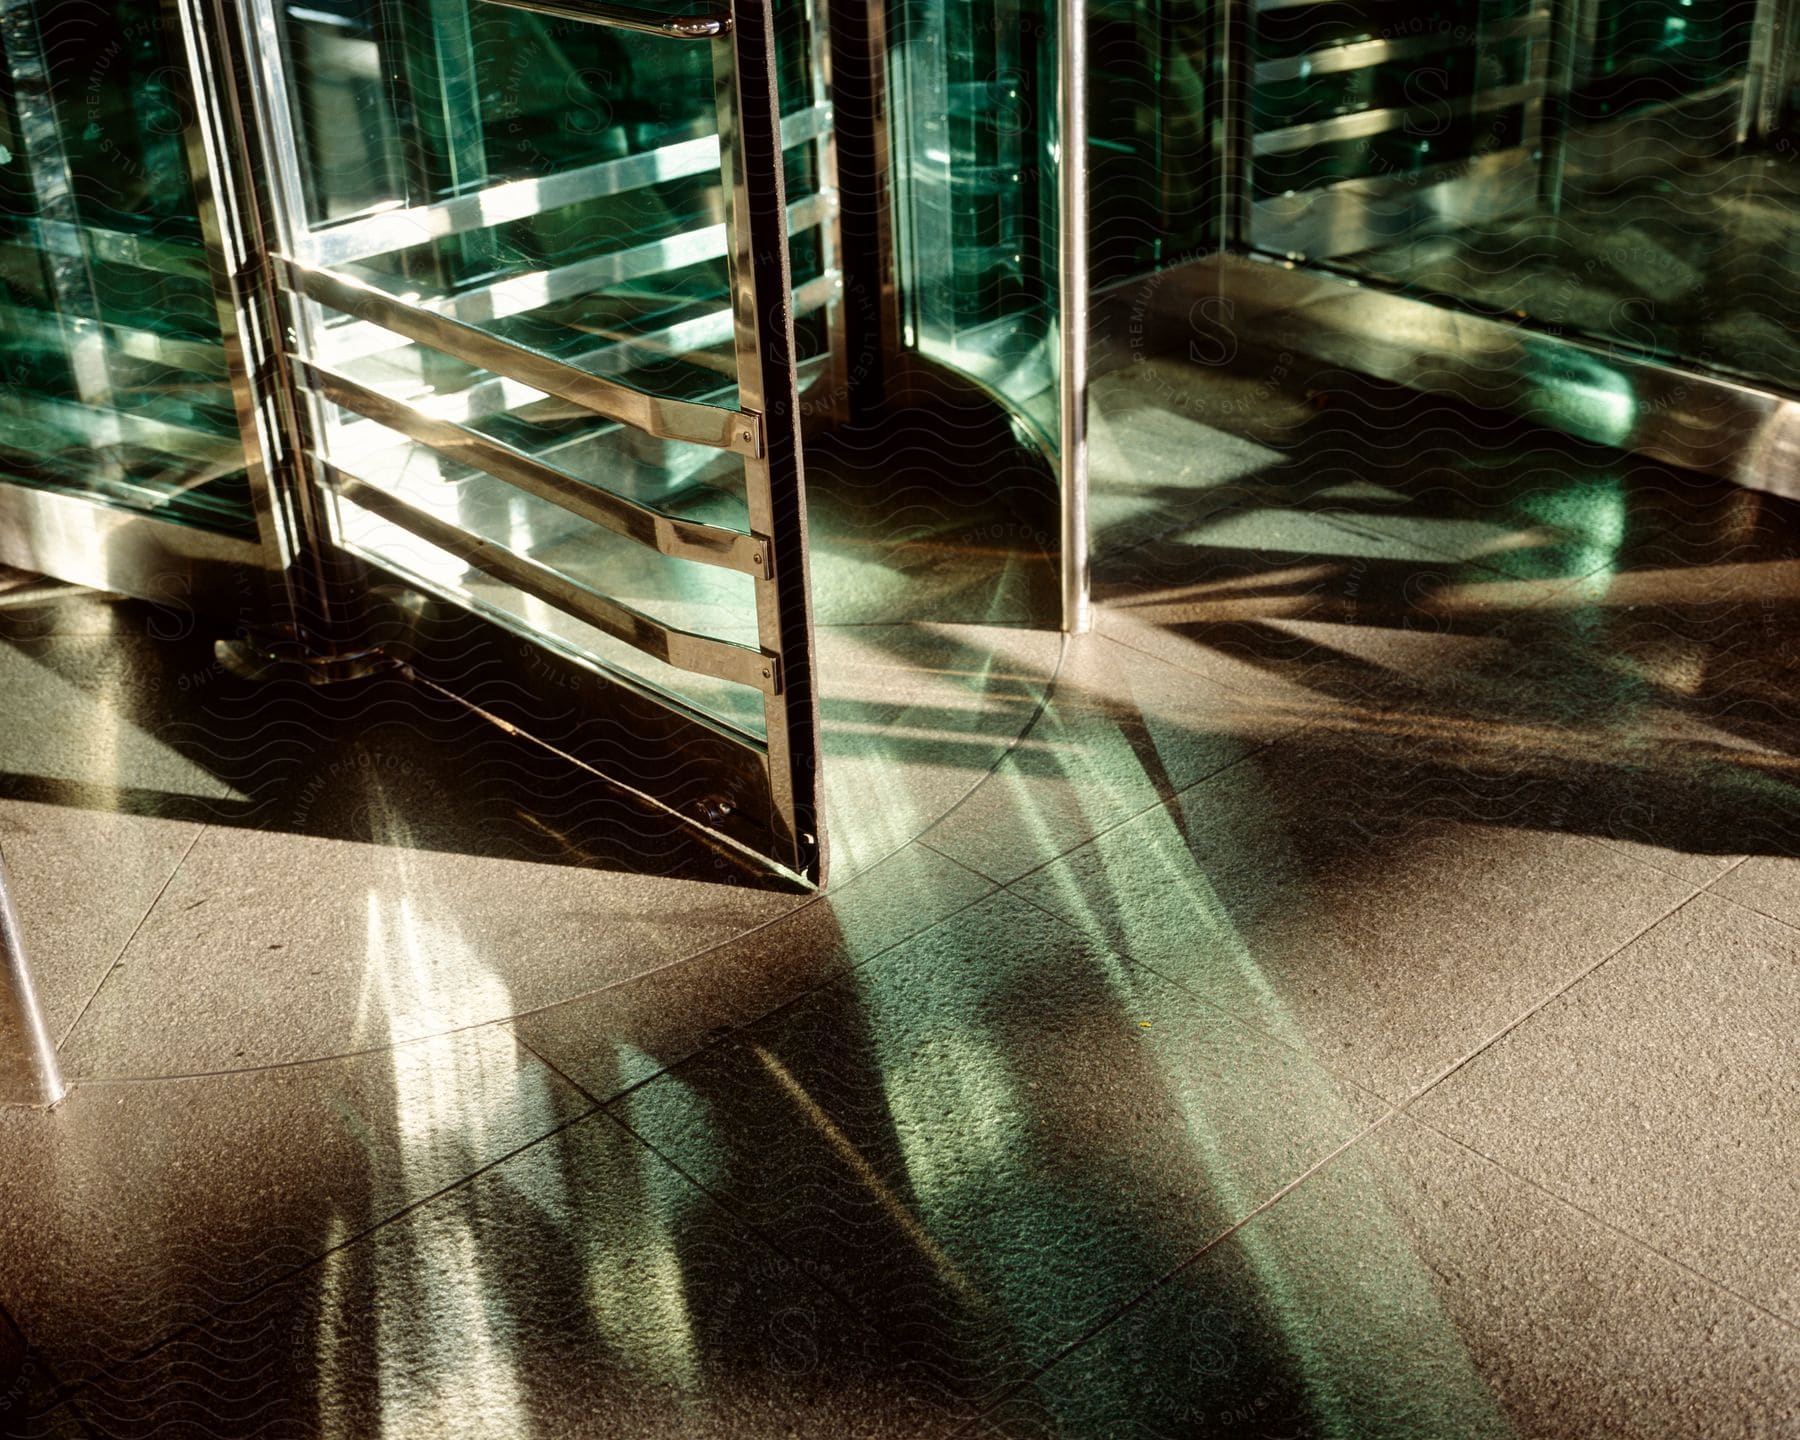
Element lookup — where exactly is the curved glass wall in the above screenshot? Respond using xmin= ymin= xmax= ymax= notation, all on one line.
xmin=0 ymin=0 xmax=254 ymax=535
xmin=1094 ymin=0 xmax=1799 ymax=394
xmin=888 ymin=0 xmax=1063 ymax=451
xmin=263 ymin=0 xmax=834 ymax=734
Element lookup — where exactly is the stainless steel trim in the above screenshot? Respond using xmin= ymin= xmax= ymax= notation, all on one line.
xmin=0 ymin=850 xmax=65 ymax=1109
xmin=714 ymin=0 xmax=826 ymax=879
xmin=278 ymin=257 xmax=764 ymax=456
xmin=479 ymin=0 xmax=729 ymax=39
xmin=0 ymin=481 xmax=264 ymax=610
xmin=329 ymin=472 xmax=780 ymax=691
xmin=1252 ymin=12 xmax=1550 ymax=83
xmin=312 ymin=271 xmax=838 ymax=434
xmin=197 ymin=0 xmax=365 ymax=645
xmin=1058 ymin=0 xmax=1090 ymax=635
xmin=1742 ymin=0 xmax=1797 ymax=142
xmin=1538 ymin=0 xmax=1597 ymax=210
xmin=314 ymin=191 xmax=832 ymax=364
xmin=1214 ymin=0 xmax=1251 ymax=246
xmin=803 ymin=0 xmax=849 ymax=422
xmin=294 ymin=103 xmax=831 ymax=268
xmin=301 ymin=360 xmax=769 ymax=574
xmin=1108 ymin=253 xmax=1800 ymax=501
xmin=1253 ymin=83 xmax=1542 ymax=156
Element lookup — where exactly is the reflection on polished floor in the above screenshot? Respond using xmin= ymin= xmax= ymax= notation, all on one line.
xmin=2 ymin=361 xmax=1799 ymax=1438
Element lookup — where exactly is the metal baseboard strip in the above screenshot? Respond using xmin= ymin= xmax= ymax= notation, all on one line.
xmin=1096 ymin=253 xmax=1800 ymax=500
xmin=0 ymin=482 xmax=263 ymax=612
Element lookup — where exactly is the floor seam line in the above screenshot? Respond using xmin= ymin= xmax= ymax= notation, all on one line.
xmin=1400 ymin=1111 xmax=1800 ymax=1336
xmin=54 ymin=823 xmax=207 ymax=1053
xmin=506 ymin=1026 xmax=611 ymax=1111
xmin=1692 ymin=876 xmax=1800 ymax=936
xmin=970 ymin=725 xmax=1311 ymax=893
xmin=586 ymin=880 xmax=1010 ymax=1111
xmin=66 ymin=854 xmax=1004 ymax=1087
xmin=24 ymin=1100 xmax=604 ymax=1415
xmin=955 ymin=1108 xmax=1398 ymax=1430
xmin=1399 ymin=883 xmax=1708 ymax=1106
xmin=1003 ymin=881 xmax=1394 ymax=1107
xmin=904 ymin=631 xmax=1072 ymax=838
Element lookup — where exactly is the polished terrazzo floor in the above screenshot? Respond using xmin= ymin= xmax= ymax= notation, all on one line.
xmin=1 ymin=362 xmax=1798 ymax=1438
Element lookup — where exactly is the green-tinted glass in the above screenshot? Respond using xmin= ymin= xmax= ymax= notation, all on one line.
xmin=278 ymin=0 xmax=832 ymax=736
xmin=0 ymin=0 xmax=254 ymax=534
xmin=1089 ymin=0 xmax=1797 ymax=393
xmin=889 ymin=0 xmax=1061 ymax=451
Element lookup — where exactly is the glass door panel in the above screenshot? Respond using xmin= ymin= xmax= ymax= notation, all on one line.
xmin=1093 ymin=0 xmax=1798 ymax=402
xmin=888 ymin=0 xmax=1062 ymax=451
xmin=221 ymin=0 xmax=830 ymax=877
xmin=0 ymin=0 xmax=255 ymax=535
xmin=1230 ymin=0 xmax=1798 ymax=394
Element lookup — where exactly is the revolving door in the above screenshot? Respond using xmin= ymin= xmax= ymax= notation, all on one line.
xmin=3 ymin=0 xmax=1796 ymax=881
xmin=0 ymin=0 xmax=1090 ymax=884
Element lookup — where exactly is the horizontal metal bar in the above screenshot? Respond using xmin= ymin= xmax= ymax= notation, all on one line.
xmin=479 ymin=0 xmax=727 ymax=37
xmin=278 ymin=257 xmax=762 ymax=456
xmin=317 ymin=190 xmax=833 ymax=364
xmin=1253 ymin=13 xmax=1550 ymax=84
xmin=300 ymin=359 xmax=768 ymax=574
xmin=315 ymin=269 xmax=840 ymax=432
xmin=295 ymin=104 xmax=830 ymax=268
xmin=0 ymin=303 xmax=227 ymax=376
xmin=0 ymin=391 xmax=243 ymax=466
xmin=328 ymin=472 xmax=779 ymax=691
xmin=5 ymin=220 xmax=212 ymax=280
xmin=1251 ymin=144 xmax=1538 ymax=257
xmin=1254 ymin=82 xmax=1542 ymax=155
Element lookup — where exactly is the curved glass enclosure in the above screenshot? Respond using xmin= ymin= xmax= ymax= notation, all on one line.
xmin=1091 ymin=0 xmax=1799 ymax=394
xmin=259 ymin=0 xmax=836 ymax=739
xmin=888 ymin=0 xmax=1063 ymax=450
xmin=0 ymin=0 xmax=253 ymax=535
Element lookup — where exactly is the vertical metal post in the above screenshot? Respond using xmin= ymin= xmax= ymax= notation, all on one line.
xmin=1058 ymin=0 xmax=1090 ymax=634
xmin=173 ymin=0 xmax=373 ymax=659
xmin=716 ymin=0 xmax=828 ymax=881
xmin=1538 ymin=0 xmax=1597 ymax=216
xmin=1212 ymin=0 xmax=1249 ymax=249
xmin=1741 ymin=0 xmax=1795 ymax=145
xmin=828 ymin=0 xmax=896 ymax=418
xmin=805 ymin=0 xmax=851 ymax=422
xmin=0 ymin=850 xmax=65 ymax=1109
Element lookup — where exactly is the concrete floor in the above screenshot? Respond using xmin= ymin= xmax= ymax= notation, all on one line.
xmin=1 ymin=359 xmax=1797 ymax=1437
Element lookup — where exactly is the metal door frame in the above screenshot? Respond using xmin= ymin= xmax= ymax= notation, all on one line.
xmin=172 ymin=0 xmax=830 ymax=880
